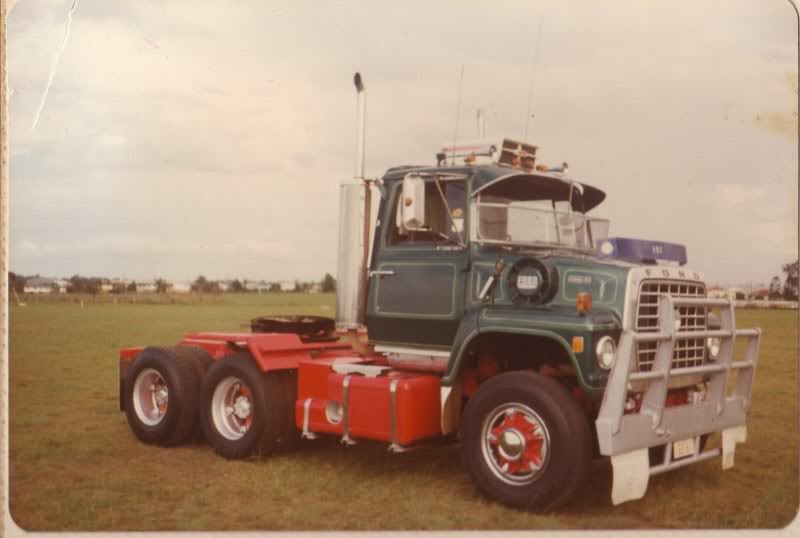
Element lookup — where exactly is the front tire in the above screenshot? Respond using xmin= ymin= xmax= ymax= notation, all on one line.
xmin=199 ymin=354 xmax=286 ymax=459
xmin=460 ymin=371 xmax=592 ymax=510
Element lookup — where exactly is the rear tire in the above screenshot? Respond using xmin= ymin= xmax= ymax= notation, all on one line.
xmin=174 ymin=345 xmax=214 ymax=440
xmin=175 ymin=345 xmax=214 ymax=385
xmin=460 ymin=371 xmax=592 ymax=510
xmin=123 ymin=346 xmax=200 ymax=446
xmin=199 ymin=354 xmax=286 ymax=459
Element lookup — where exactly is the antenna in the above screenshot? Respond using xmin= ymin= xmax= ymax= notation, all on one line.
xmin=523 ymin=14 xmax=545 ymax=142
xmin=451 ymin=64 xmax=465 ymax=165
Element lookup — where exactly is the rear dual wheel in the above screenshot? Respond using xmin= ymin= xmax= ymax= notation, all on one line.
xmin=199 ymin=354 xmax=289 ymax=459
xmin=124 ymin=347 xmax=200 ymax=446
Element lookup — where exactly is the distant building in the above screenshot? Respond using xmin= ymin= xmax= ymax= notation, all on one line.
xmin=172 ymin=282 xmax=191 ymax=293
xmin=280 ymin=281 xmax=294 ymax=292
xmin=23 ymin=277 xmax=57 ymax=294
xmin=100 ymin=282 xmax=113 ymax=293
xmin=707 ymin=287 xmax=727 ymax=299
xmin=748 ymin=288 xmax=770 ymax=301
xmin=307 ymin=283 xmax=322 ymax=294
xmin=726 ymin=287 xmax=745 ymax=300
xmin=708 ymin=287 xmax=747 ymax=300
xmin=137 ymin=281 xmax=157 ymax=293
xmin=243 ymin=280 xmax=270 ymax=292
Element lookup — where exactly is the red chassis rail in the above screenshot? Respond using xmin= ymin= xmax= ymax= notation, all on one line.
xmin=120 ymin=331 xmax=367 ymax=371
xmin=118 ymin=330 xmax=380 ymax=408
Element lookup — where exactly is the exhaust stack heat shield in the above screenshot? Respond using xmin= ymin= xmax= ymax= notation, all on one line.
xmin=336 ymin=181 xmax=369 ymax=329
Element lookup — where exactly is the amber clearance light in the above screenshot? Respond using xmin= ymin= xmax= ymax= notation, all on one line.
xmin=576 ymin=292 xmax=592 ymax=314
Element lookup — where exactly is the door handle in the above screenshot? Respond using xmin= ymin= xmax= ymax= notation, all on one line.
xmin=369 ymin=270 xmax=397 ymax=277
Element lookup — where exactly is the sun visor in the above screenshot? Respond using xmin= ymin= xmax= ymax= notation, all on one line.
xmin=471 ymin=172 xmax=606 ymax=212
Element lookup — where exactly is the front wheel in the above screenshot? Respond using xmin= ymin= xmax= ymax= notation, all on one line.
xmin=199 ymin=354 xmax=286 ymax=459
xmin=460 ymin=371 xmax=592 ymax=510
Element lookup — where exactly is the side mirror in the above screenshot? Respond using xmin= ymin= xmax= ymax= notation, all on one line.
xmin=401 ymin=174 xmax=426 ymax=230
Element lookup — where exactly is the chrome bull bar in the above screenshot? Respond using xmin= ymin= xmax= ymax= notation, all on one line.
xmin=595 ymin=295 xmax=761 ymax=505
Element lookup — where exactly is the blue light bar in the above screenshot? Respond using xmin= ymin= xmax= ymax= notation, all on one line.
xmin=596 ymin=237 xmax=687 ymax=266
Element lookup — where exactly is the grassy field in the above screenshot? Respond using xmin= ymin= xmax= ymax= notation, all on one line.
xmin=7 ymin=293 xmax=799 ymax=531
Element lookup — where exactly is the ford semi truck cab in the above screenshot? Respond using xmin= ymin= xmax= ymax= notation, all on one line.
xmin=118 ymin=74 xmax=761 ymax=510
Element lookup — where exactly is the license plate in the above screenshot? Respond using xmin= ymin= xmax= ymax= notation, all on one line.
xmin=673 ymin=438 xmax=695 ymax=460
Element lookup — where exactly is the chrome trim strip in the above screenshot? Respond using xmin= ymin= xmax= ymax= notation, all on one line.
xmin=331 ymin=362 xmax=390 ymax=377
xmin=374 ymin=344 xmax=451 ymax=358
xmin=340 ymin=376 xmax=356 ymax=445
xmin=388 ymin=378 xmax=407 ymax=452
xmin=440 ymin=385 xmax=458 ymax=435
xmin=301 ymin=398 xmax=318 ymax=440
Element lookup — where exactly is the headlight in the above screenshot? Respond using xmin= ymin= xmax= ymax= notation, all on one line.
xmin=596 ymin=336 xmax=617 ymax=370
xmin=706 ymin=337 xmax=721 ymax=360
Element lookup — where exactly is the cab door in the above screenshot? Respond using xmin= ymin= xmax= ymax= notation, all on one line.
xmin=366 ymin=177 xmax=469 ymax=349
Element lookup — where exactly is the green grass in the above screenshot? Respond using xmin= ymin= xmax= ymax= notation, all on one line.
xmin=7 ymin=294 xmax=799 ymax=530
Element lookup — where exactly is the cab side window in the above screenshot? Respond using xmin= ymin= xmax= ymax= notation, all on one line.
xmin=388 ymin=180 xmax=466 ymax=245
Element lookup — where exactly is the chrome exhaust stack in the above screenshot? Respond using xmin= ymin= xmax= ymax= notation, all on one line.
xmin=354 ymin=73 xmax=366 ymax=179
xmin=335 ymin=73 xmax=371 ymax=331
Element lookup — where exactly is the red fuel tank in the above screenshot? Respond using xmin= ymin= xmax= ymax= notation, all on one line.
xmin=296 ymin=361 xmax=442 ymax=447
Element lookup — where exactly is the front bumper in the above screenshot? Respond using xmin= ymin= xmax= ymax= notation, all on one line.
xmin=595 ymin=296 xmax=761 ymax=504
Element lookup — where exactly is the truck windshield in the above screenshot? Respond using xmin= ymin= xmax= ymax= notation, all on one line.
xmin=472 ymin=194 xmax=609 ymax=251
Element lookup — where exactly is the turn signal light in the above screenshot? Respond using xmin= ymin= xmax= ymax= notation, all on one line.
xmin=572 ymin=336 xmax=584 ymax=353
xmin=535 ymin=163 xmax=548 ymax=171
xmin=576 ymin=292 xmax=592 ymax=314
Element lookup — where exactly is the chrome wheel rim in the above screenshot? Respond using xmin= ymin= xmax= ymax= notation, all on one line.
xmin=132 ymin=368 xmax=169 ymax=426
xmin=480 ymin=403 xmax=550 ymax=485
xmin=211 ymin=376 xmax=253 ymax=440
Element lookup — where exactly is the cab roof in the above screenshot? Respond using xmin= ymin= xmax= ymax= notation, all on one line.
xmin=381 ymin=163 xmax=606 ymax=212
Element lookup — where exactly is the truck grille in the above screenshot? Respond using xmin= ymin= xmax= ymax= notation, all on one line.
xmin=635 ymin=280 xmax=707 ymax=372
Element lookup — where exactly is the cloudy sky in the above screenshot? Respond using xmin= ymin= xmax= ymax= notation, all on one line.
xmin=7 ymin=0 xmax=798 ymax=286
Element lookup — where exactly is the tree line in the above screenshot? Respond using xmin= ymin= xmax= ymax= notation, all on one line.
xmin=768 ymin=260 xmax=798 ymax=301
xmin=9 ymin=262 xmax=797 ymax=300
xmin=190 ymin=273 xmax=336 ymax=293
xmin=8 ymin=272 xmax=337 ymax=295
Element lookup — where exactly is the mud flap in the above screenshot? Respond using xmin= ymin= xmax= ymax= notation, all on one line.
xmin=610 ymin=449 xmax=650 ymax=505
xmin=721 ymin=425 xmax=747 ymax=470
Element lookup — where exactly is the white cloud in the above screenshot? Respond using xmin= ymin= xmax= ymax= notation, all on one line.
xmin=94 ymin=132 xmax=126 ymax=148
xmin=7 ymin=0 xmax=798 ymax=286
xmin=715 ymin=183 xmax=766 ymax=209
